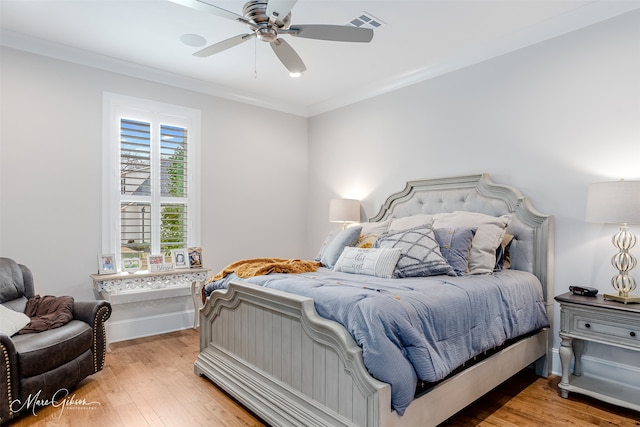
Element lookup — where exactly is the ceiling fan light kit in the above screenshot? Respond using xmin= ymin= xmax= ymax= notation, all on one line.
xmin=170 ymin=0 xmax=374 ymax=75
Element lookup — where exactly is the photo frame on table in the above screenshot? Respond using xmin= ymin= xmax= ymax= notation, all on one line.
xmin=98 ymin=254 xmax=117 ymax=275
xmin=148 ymin=254 xmax=173 ymax=272
xmin=171 ymin=248 xmax=189 ymax=269
xmin=188 ymin=247 xmax=202 ymax=268
xmin=121 ymin=252 xmax=141 ymax=273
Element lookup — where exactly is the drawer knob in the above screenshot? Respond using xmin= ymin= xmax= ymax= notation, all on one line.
xmin=631 ymin=331 xmax=637 ymax=338
xmin=585 ymin=323 xmax=591 ymax=328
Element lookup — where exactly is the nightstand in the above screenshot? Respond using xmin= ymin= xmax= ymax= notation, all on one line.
xmin=555 ymin=292 xmax=640 ymax=410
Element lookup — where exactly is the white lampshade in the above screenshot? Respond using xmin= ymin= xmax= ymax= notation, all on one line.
xmin=329 ymin=198 xmax=360 ymax=223
xmin=586 ymin=180 xmax=640 ymax=224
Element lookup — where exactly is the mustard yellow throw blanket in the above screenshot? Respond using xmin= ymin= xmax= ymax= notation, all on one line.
xmin=206 ymin=257 xmax=321 ymax=285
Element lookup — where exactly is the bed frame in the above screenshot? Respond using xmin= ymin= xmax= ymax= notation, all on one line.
xmin=195 ymin=173 xmax=554 ymax=427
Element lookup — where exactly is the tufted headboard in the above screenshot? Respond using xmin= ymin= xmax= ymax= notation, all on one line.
xmin=369 ymin=174 xmax=554 ymax=307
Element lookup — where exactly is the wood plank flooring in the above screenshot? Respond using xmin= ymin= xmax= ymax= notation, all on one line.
xmin=6 ymin=328 xmax=640 ymax=426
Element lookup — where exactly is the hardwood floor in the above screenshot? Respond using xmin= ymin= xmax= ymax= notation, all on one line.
xmin=6 ymin=328 xmax=640 ymax=426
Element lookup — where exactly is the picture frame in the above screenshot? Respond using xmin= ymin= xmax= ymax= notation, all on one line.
xmin=98 ymin=254 xmax=117 ymax=275
xmin=171 ymin=248 xmax=189 ymax=269
xmin=121 ymin=251 xmax=141 ymax=273
xmin=148 ymin=254 xmax=173 ymax=272
xmin=188 ymin=247 xmax=202 ymax=268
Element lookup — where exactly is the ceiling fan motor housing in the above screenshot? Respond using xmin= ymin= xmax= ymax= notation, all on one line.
xmin=243 ymin=1 xmax=291 ymax=42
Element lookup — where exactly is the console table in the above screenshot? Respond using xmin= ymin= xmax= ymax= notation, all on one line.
xmin=555 ymin=292 xmax=640 ymax=410
xmin=91 ymin=268 xmax=210 ymax=330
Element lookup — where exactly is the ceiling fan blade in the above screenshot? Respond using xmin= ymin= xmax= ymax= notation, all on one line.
xmin=286 ymin=25 xmax=374 ymax=42
xmin=270 ymin=39 xmax=306 ymax=74
xmin=169 ymin=0 xmax=256 ymax=28
xmin=266 ymin=0 xmax=297 ymax=20
xmin=194 ymin=33 xmax=255 ymax=57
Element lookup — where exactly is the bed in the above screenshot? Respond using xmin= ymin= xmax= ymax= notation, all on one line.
xmin=195 ymin=173 xmax=554 ymax=427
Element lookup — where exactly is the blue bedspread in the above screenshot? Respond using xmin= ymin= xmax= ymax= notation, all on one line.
xmin=204 ymin=268 xmax=549 ymax=415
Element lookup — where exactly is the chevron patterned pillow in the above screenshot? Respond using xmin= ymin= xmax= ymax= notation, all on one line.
xmin=375 ymin=225 xmax=455 ymax=278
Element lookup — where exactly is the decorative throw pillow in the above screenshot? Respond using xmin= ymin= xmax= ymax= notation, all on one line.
xmin=434 ymin=227 xmax=477 ymax=276
xmin=320 ymin=225 xmax=363 ymax=269
xmin=495 ymin=233 xmax=515 ymax=271
xmin=334 ymin=247 xmax=402 ymax=279
xmin=375 ymin=225 xmax=455 ymax=278
xmin=0 ymin=304 xmax=30 ymax=336
xmin=433 ymin=211 xmax=511 ymax=275
xmin=388 ymin=214 xmax=434 ymax=232
xmin=356 ymin=234 xmax=377 ymax=248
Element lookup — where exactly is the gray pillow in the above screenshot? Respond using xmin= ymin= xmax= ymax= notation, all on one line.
xmin=434 ymin=227 xmax=477 ymax=276
xmin=375 ymin=225 xmax=455 ymax=278
xmin=320 ymin=226 xmax=363 ymax=269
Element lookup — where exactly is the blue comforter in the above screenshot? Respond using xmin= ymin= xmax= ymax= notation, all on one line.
xmin=204 ymin=268 xmax=549 ymax=415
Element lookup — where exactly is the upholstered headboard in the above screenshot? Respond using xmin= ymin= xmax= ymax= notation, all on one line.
xmin=369 ymin=174 xmax=554 ymax=306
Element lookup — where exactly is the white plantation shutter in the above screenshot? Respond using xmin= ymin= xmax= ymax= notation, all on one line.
xmin=159 ymin=125 xmax=189 ymax=254
xmin=103 ymin=93 xmax=201 ymax=270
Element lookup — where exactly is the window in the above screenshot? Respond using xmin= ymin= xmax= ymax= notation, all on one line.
xmin=103 ymin=93 xmax=201 ymax=270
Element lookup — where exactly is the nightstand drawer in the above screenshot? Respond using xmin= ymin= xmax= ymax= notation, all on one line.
xmin=563 ymin=306 xmax=640 ymax=349
xmin=574 ymin=318 xmax=639 ymax=342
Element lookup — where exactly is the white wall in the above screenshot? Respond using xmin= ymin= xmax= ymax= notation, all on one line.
xmin=307 ymin=10 xmax=640 ymax=378
xmin=0 ymin=47 xmax=308 ymax=302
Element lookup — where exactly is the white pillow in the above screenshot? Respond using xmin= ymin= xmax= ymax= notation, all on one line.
xmin=388 ymin=214 xmax=434 ymax=231
xmin=0 ymin=304 xmax=30 ymax=336
xmin=334 ymin=247 xmax=402 ymax=279
xmin=433 ymin=211 xmax=511 ymax=274
xmin=360 ymin=218 xmax=391 ymax=235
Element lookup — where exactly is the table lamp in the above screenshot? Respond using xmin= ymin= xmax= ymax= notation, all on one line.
xmin=586 ymin=180 xmax=640 ymax=303
xmin=329 ymin=198 xmax=360 ymax=229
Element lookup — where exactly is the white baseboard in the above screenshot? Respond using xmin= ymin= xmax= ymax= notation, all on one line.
xmin=106 ymin=309 xmax=195 ymax=343
xmin=551 ymin=347 xmax=640 ymax=390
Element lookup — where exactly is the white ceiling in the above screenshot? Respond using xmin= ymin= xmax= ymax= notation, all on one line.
xmin=1 ymin=0 xmax=639 ymax=116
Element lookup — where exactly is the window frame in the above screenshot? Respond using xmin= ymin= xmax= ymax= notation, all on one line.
xmin=102 ymin=93 xmax=201 ymax=269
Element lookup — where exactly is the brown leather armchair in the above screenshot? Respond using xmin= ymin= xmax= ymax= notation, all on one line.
xmin=0 ymin=257 xmax=111 ymax=423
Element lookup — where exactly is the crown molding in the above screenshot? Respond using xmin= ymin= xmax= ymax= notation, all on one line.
xmin=2 ymin=2 xmax=638 ymax=118
xmin=0 ymin=29 xmax=309 ymax=117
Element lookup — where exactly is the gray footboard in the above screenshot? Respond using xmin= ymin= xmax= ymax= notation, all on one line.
xmin=195 ymin=280 xmax=390 ymax=427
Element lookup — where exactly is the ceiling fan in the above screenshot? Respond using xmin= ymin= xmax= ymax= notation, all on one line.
xmin=170 ymin=0 xmax=374 ymax=75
